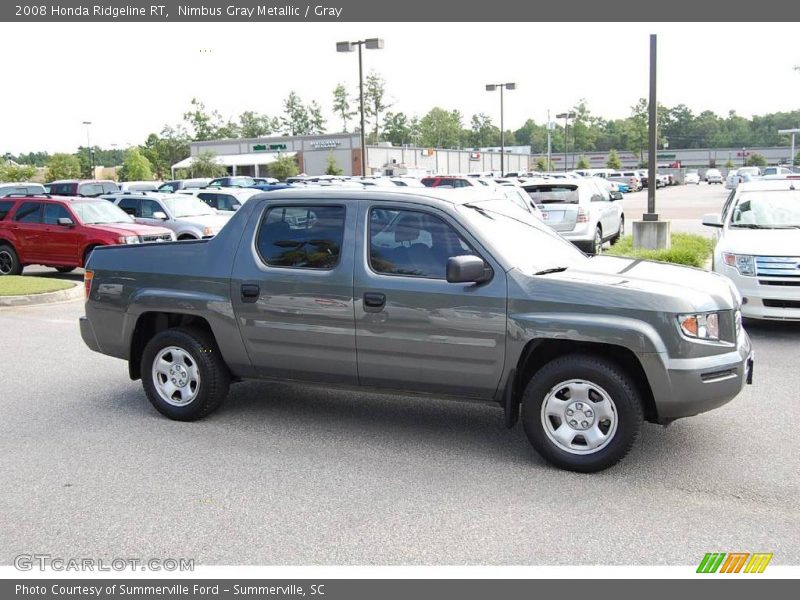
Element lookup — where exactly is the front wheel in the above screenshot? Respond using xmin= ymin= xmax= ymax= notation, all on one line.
xmin=521 ymin=355 xmax=643 ymax=472
xmin=0 ymin=244 xmax=22 ymax=276
xmin=141 ymin=327 xmax=230 ymax=421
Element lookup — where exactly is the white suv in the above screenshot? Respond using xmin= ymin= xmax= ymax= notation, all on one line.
xmin=703 ymin=179 xmax=800 ymax=320
xmin=521 ymin=178 xmax=624 ymax=254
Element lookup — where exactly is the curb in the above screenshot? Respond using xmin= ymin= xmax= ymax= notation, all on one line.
xmin=0 ymin=282 xmax=83 ymax=307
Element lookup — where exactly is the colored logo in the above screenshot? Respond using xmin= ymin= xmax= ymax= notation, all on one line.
xmin=696 ymin=552 xmax=773 ymax=573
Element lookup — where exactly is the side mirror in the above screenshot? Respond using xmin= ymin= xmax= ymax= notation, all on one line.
xmin=57 ymin=217 xmax=74 ymax=227
xmin=153 ymin=211 xmax=168 ymax=220
xmin=702 ymin=213 xmax=723 ymax=228
xmin=446 ymin=255 xmax=488 ymax=284
xmin=610 ymin=191 xmax=623 ymax=201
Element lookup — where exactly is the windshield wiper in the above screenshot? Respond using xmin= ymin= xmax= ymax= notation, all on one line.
xmin=464 ymin=204 xmax=495 ymax=219
xmin=533 ymin=267 xmax=569 ymax=276
xmin=730 ymin=223 xmax=768 ymax=229
xmin=768 ymin=225 xmax=800 ymax=229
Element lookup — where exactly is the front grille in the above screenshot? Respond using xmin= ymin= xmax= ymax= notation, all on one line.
xmin=755 ymin=256 xmax=800 ymax=278
xmin=759 ymin=279 xmax=800 ymax=286
xmin=140 ymin=234 xmax=172 ymax=243
xmin=762 ymin=299 xmax=800 ymax=309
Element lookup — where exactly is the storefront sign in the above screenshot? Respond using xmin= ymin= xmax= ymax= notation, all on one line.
xmin=252 ymin=143 xmax=287 ymax=151
xmin=311 ymin=140 xmax=343 ymax=148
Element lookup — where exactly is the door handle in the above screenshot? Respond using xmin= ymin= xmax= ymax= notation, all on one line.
xmin=241 ymin=283 xmax=260 ymax=303
xmin=363 ymin=292 xmax=386 ymax=312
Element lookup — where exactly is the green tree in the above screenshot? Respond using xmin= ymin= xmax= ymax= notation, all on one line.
xmin=419 ymin=107 xmax=463 ymax=148
xmin=183 ymin=98 xmax=221 ymax=141
xmin=364 ymin=71 xmax=391 ymax=141
xmin=118 ymin=148 xmax=153 ymax=181
xmin=606 ymin=149 xmax=622 ymax=170
xmin=142 ymin=126 xmax=191 ymax=179
xmin=382 ymin=112 xmax=411 ymax=146
xmin=746 ymin=153 xmax=767 ymax=167
xmin=794 ymin=152 xmax=800 ymax=166
xmin=45 ymin=153 xmax=82 ymax=181
xmin=724 ymin=158 xmax=735 ymax=169
xmin=268 ymin=153 xmax=299 ymax=180
xmin=324 ymin=153 xmax=344 ymax=175
xmin=238 ymin=111 xmax=278 ymax=138
xmin=308 ymin=100 xmax=327 ymax=135
xmin=576 ymin=155 xmax=591 ymax=169
xmin=469 ymin=113 xmax=500 ymax=147
xmin=281 ymin=91 xmax=311 ymax=136
xmin=0 ymin=163 xmax=36 ymax=181
xmin=332 ymin=83 xmax=356 ymax=132
xmin=534 ymin=156 xmax=552 ymax=172
xmin=188 ymin=151 xmax=226 ymax=178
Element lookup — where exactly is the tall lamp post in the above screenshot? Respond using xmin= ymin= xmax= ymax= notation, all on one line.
xmin=556 ymin=111 xmax=576 ymax=171
xmin=485 ymin=82 xmax=516 ymax=175
xmin=336 ymin=38 xmax=384 ymax=177
xmin=82 ymin=121 xmax=94 ymax=178
xmin=778 ymin=128 xmax=800 ymax=167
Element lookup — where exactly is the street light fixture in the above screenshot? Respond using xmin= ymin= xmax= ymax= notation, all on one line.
xmin=555 ymin=111 xmax=576 ymax=172
xmin=485 ymin=82 xmax=516 ymax=175
xmin=336 ymin=37 xmax=385 ymax=177
xmin=82 ymin=121 xmax=94 ymax=178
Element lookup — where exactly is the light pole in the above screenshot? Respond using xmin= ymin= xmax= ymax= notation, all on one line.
xmin=546 ymin=109 xmax=552 ymax=171
xmin=82 ymin=121 xmax=94 ymax=178
xmin=742 ymin=147 xmax=746 ymax=167
xmin=485 ymin=82 xmax=516 ymax=175
xmin=336 ymin=38 xmax=384 ymax=177
xmin=556 ymin=111 xmax=576 ymax=171
xmin=778 ymin=128 xmax=800 ymax=167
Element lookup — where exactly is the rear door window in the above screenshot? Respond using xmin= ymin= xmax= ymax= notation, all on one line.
xmin=117 ymin=198 xmax=139 ymax=216
xmin=0 ymin=200 xmax=15 ymax=220
xmin=14 ymin=202 xmax=43 ymax=223
xmin=257 ymin=206 xmax=346 ymax=269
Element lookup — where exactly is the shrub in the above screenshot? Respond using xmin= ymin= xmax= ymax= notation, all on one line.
xmin=605 ymin=233 xmax=714 ymax=268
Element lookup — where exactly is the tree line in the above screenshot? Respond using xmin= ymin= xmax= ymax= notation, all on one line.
xmin=3 ymin=72 xmax=800 ymax=181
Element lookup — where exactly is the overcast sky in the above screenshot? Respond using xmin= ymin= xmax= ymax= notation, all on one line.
xmin=1 ymin=21 xmax=798 ymax=154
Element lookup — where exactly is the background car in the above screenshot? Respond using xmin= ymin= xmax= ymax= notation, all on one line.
xmin=520 ymin=178 xmax=624 ymax=254
xmin=0 ymin=182 xmax=46 ymax=197
xmin=157 ymin=178 xmax=212 ymax=193
xmin=726 ymin=166 xmax=761 ymax=190
xmin=705 ymin=168 xmax=724 ymax=184
xmin=105 ymin=193 xmax=231 ymax=239
xmin=208 ymin=176 xmax=256 ymax=188
xmin=684 ymin=171 xmax=701 ymax=185
xmin=119 ymin=181 xmax=161 ymax=192
xmin=179 ymin=187 xmax=260 ymax=214
xmin=44 ymin=180 xmax=119 ymax=197
xmin=703 ymin=179 xmax=800 ymax=320
xmin=0 ymin=195 xmax=173 ymax=275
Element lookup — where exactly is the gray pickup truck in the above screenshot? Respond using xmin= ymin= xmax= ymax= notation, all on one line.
xmin=80 ymin=188 xmax=753 ymax=472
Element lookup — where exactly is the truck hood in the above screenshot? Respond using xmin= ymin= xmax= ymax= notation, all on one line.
xmin=718 ymin=228 xmax=800 ymax=256
xmin=513 ymin=255 xmax=739 ymax=313
xmin=85 ymin=223 xmax=172 ymax=237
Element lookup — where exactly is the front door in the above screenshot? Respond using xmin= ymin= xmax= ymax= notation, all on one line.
xmin=231 ymin=201 xmax=359 ymax=384
xmin=354 ymin=201 xmax=507 ymax=399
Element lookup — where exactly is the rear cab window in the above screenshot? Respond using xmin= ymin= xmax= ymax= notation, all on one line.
xmin=257 ymin=205 xmax=346 ymax=269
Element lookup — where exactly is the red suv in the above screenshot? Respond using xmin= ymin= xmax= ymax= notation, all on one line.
xmin=0 ymin=195 xmax=174 ymax=275
xmin=44 ymin=180 xmax=120 ymax=197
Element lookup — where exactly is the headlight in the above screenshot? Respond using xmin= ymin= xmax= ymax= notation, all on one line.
xmin=678 ymin=312 xmax=720 ymax=341
xmin=118 ymin=236 xmax=140 ymax=244
xmin=202 ymin=226 xmax=217 ymax=236
xmin=722 ymin=252 xmax=755 ymax=276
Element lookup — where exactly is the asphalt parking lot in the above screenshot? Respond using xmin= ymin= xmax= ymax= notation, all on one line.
xmin=1 ymin=184 xmax=798 ymax=566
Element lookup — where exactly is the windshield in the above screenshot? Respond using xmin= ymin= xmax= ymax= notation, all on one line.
xmin=729 ymin=190 xmax=800 ymax=228
xmin=522 ymin=184 xmax=579 ymax=204
xmin=162 ymin=196 xmax=216 ymax=218
xmin=457 ymin=200 xmax=588 ymax=274
xmin=72 ymin=201 xmax=134 ymax=224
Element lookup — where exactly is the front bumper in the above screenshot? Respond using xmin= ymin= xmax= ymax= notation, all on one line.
xmin=715 ymin=263 xmax=800 ymax=320
xmin=79 ymin=316 xmax=102 ymax=354
xmin=644 ymin=330 xmax=753 ymax=422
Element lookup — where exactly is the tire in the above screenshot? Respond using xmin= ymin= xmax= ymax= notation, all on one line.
xmin=0 ymin=244 xmax=23 ymax=276
xmin=521 ymin=354 xmax=643 ymax=472
xmin=610 ymin=216 xmax=624 ymax=245
xmin=55 ymin=267 xmax=76 ymax=273
xmin=141 ymin=327 xmax=230 ymax=421
xmin=590 ymin=226 xmax=603 ymax=255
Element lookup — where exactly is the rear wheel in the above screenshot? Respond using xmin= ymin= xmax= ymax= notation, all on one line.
xmin=521 ymin=355 xmax=643 ymax=472
xmin=141 ymin=327 xmax=230 ymax=421
xmin=610 ymin=216 xmax=624 ymax=245
xmin=0 ymin=244 xmax=22 ymax=276
xmin=590 ymin=226 xmax=603 ymax=255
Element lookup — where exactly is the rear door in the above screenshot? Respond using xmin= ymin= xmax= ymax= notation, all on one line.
xmin=230 ymin=200 xmax=359 ymax=384
xmin=11 ymin=201 xmax=45 ymax=263
xmin=353 ymin=200 xmax=507 ymax=398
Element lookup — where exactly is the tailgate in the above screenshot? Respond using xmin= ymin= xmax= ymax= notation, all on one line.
xmin=540 ymin=204 xmax=578 ymax=232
